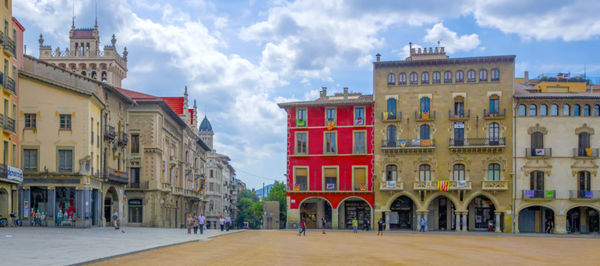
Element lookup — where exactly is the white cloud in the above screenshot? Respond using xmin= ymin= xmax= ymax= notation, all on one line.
xmin=423 ymin=23 xmax=481 ymax=54
xmin=14 ymin=0 xmax=91 ymax=40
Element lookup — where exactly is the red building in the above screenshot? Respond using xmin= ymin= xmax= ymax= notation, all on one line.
xmin=278 ymin=87 xmax=374 ymax=229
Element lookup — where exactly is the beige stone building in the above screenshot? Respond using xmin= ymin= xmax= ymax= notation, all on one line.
xmin=373 ymin=47 xmax=515 ymax=232
xmin=514 ymin=77 xmax=600 ymax=234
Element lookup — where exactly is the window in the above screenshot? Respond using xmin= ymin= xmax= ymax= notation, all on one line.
xmin=518 ymin=105 xmax=526 ymax=116
xmin=324 ymin=167 xmax=337 ymax=191
xmin=25 ymin=113 xmax=36 ymax=129
xmin=58 ymin=149 xmax=73 ymax=172
xmin=563 ymin=104 xmax=571 ymax=116
xmin=420 ymin=97 xmax=430 ymax=115
xmin=531 ymin=132 xmax=544 ymax=156
xmin=354 ymin=107 xmax=365 ymax=125
xmin=578 ymin=132 xmax=590 ymax=156
xmin=387 ymin=98 xmax=397 ymax=119
xmin=432 ymin=71 xmax=441 ymax=84
xmin=488 ymin=163 xmax=501 ymax=181
xmin=444 ymin=71 xmax=452 ymax=83
xmin=529 ymin=104 xmax=537 ymax=116
xmin=353 ymin=167 xmax=367 ymax=191
xmin=326 ymin=108 xmax=336 ymax=123
xmin=60 ymin=114 xmax=72 ymax=130
xmin=489 ymin=95 xmax=499 ymax=114
xmin=583 ymin=105 xmax=591 ymax=116
xmin=491 ymin=69 xmax=500 ymax=81
xmin=296 ymin=132 xmax=307 ymax=154
xmin=131 ymin=134 xmax=140 ymax=153
xmin=294 ymin=168 xmax=308 ymax=191
xmin=595 ymin=105 xmax=600 ymax=116
xmin=550 ymin=104 xmax=559 ymax=116
xmin=385 ymin=165 xmax=397 ymax=181
xmin=467 ymin=70 xmax=476 ymax=82
xmin=453 ymin=164 xmax=465 ymax=181
xmin=489 ymin=122 xmax=500 ymax=145
xmin=479 ymin=69 xmax=488 ymax=81
xmin=530 ymin=171 xmax=544 ymax=191
xmin=420 ymin=124 xmax=430 ymax=140
xmin=353 ymin=131 xmax=366 ymax=153
xmin=410 ymin=72 xmax=418 ymax=85
xmin=540 ymin=104 xmax=548 ymax=116
xmin=421 ymin=72 xmax=430 ymax=84
xmin=574 ymin=104 xmax=581 ymax=116
xmin=578 ymin=171 xmax=591 ymax=192
xmin=454 ymin=122 xmax=464 ymax=146
xmin=386 ymin=125 xmax=396 ymax=146
xmin=454 ymin=97 xmax=464 ymax=117
xmin=23 ymin=149 xmax=38 ymax=171
xmin=130 ymin=167 xmax=140 ymax=186
xmin=91 ymin=119 xmax=94 ymax=145
xmin=398 ymin=73 xmax=407 ymax=85
xmin=419 ymin=164 xmax=431 ymax=181
xmin=387 ymin=73 xmax=396 ymax=85
xmin=296 ymin=108 xmax=307 ymax=126
xmin=456 ymin=70 xmax=464 ymax=82
xmin=325 ymin=132 xmax=336 ymax=153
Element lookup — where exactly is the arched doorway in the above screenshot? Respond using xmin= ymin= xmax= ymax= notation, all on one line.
xmin=104 ymin=187 xmax=118 ymax=226
xmin=338 ymin=197 xmax=371 ymax=230
xmin=467 ymin=196 xmax=497 ymax=231
xmin=389 ymin=196 xmax=415 ymax=230
xmin=519 ymin=206 xmax=554 ymax=233
xmin=300 ymin=198 xmax=332 ymax=229
xmin=567 ymin=206 xmax=600 ymax=233
xmin=0 ymin=188 xmax=8 ymax=219
xmin=427 ymin=196 xmax=456 ymax=231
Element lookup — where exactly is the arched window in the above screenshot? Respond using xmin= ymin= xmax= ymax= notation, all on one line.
xmin=387 ymin=125 xmax=396 ymax=146
xmin=453 ymin=164 xmax=465 ymax=181
xmin=578 ymin=132 xmax=590 ymax=156
xmin=518 ymin=105 xmax=526 ymax=116
xmin=421 ymin=72 xmax=430 ymax=84
xmin=398 ymin=73 xmax=407 ymax=85
xmin=563 ymin=104 xmax=570 ymax=116
xmin=444 ymin=71 xmax=452 ymax=83
xmin=550 ymin=104 xmax=558 ymax=116
xmin=539 ymin=104 xmax=548 ymax=116
xmin=479 ymin=69 xmax=488 ymax=82
xmin=410 ymin=72 xmax=418 ymax=85
xmin=578 ymin=171 xmax=591 ymax=193
xmin=488 ymin=163 xmax=501 ymax=181
xmin=385 ymin=165 xmax=397 ymax=181
xmin=101 ymin=71 xmax=107 ymax=82
xmin=595 ymin=105 xmax=600 ymax=116
xmin=574 ymin=104 xmax=581 ymax=116
xmin=456 ymin=70 xmax=464 ymax=82
xmin=467 ymin=70 xmax=476 ymax=82
xmin=387 ymin=73 xmax=396 ymax=85
xmin=387 ymin=98 xmax=397 ymax=119
xmin=91 ymin=71 xmax=97 ymax=79
xmin=489 ymin=122 xmax=500 ymax=145
xmin=419 ymin=164 xmax=431 ymax=181
xmin=491 ymin=69 xmax=500 ymax=81
xmin=530 ymin=171 xmax=545 ymax=193
xmin=432 ymin=71 xmax=441 ymax=84
xmin=529 ymin=104 xmax=537 ymax=116
xmin=583 ymin=104 xmax=591 ymax=116
xmin=420 ymin=124 xmax=430 ymax=140
xmin=420 ymin=97 xmax=430 ymax=115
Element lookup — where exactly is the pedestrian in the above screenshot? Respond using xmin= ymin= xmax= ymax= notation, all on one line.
xmin=298 ymin=219 xmax=306 ymax=237
xmin=352 ymin=217 xmax=358 ymax=233
xmin=321 ymin=217 xmax=327 ymax=234
xmin=56 ymin=209 xmax=63 ymax=227
xmin=377 ymin=217 xmax=385 ymax=236
xmin=219 ymin=216 xmax=225 ymax=231
xmin=364 ymin=217 xmax=370 ymax=231
xmin=193 ymin=214 xmax=199 ymax=234
xmin=198 ymin=213 xmax=205 ymax=234
xmin=113 ymin=210 xmax=120 ymax=230
xmin=186 ymin=214 xmax=193 ymax=234
xmin=420 ymin=217 xmax=426 ymax=232
xmin=226 ymin=215 xmax=232 ymax=231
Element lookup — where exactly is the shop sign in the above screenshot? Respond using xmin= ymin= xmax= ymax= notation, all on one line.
xmin=454 ymin=122 xmax=464 ymax=129
xmin=7 ymin=166 xmax=23 ymax=182
xmin=129 ymin=199 xmax=143 ymax=206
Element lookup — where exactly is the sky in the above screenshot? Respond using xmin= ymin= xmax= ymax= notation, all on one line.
xmin=15 ymin=0 xmax=600 ymax=190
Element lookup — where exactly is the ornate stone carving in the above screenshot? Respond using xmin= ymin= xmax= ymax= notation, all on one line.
xmin=527 ymin=123 xmax=548 ymax=135
xmin=575 ymin=123 xmax=594 ymax=135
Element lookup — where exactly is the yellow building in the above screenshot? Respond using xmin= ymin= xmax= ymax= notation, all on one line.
xmin=373 ymin=47 xmax=515 ymax=232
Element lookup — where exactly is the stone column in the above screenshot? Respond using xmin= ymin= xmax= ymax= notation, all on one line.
xmin=47 ymin=188 xmax=56 ymax=227
xmin=416 ymin=213 xmax=422 ymax=231
xmin=554 ymin=214 xmax=567 ymax=234
xmin=21 ymin=188 xmax=30 ymax=226
xmin=461 ymin=211 xmax=468 ymax=232
xmin=422 ymin=211 xmax=429 ymax=231
xmin=385 ymin=211 xmax=390 ymax=231
xmin=494 ymin=211 xmax=502 ymax=233
xmin=331 ymin=208 xmax=339 ymax=229
xmin=455 ymin=211 xmax=461 ymax=232
xmin=580 ymin=207 xmax=587 ymax=233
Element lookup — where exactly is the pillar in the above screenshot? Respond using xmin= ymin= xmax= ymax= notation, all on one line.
xmin=494 ymin=211 xmax=502 ymax=233
xmin=580 ymin=207 xmax=588 ymax=233
xmin=416 ymin=213 xmax=422 ymax=231
xmin=422 ymin=211 xmax=429 ymax=231
xmin=47 ymin=188 xmax=56 ymax=227
xmin=385 ymin=211 xmax=390 ymax=231
xmin=331 ymin=208 xmax=339 ymax=229
xmin=555 ymin=214 xmax=567 ymax=234
xmin=21 ymin=188 xmax=30 ymax=226
xmin=454 ymin=210 xmax=461 ymax=232
xmin=461 ymin=211 xmax=467 ymax=232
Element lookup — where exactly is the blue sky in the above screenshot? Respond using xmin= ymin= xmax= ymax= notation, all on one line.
xmin=15 ymin=0 xmax=600 ymax=189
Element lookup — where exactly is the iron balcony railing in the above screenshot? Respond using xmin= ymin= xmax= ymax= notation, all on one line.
xmin=6 ymin=77 xmax=15 ymax=94
xmin=128 ymin=181 xmax=149 ymax=189
xmin=104 ymin=125 xmax=116 ymax=140
xmin=448 ymin=109 xmax=470 ymax=119
xmin=483 ymin=108 xmax=506 ymax=118
xmin=0 ymin=163 xmax=6 ymax=178
xmin=104 ymin=168 xmax=129 ymax=184
xmin=573 ymin=148 xmax=599 ymax=158
xmin=449 ymin=138 xmax=505 ymax=147
xmin=525 ymin=148 xmax=552 ymax=158
xmin=381 ymin=111 xmax=402 ymax=121
xmin=118 ymin=132 xmax=128 ymax=146
xmin=414 ymin=110 xmax=436 ymax=120
xmin=569 ymin=190 xmax=599 ymax=199
xmin=3 ymin=34 xmax=15 ymax=56
xmin=382 ymin=139 xmax=434 ymax=148
xmin=522 ymin=190 xmax=556 ymax=199
xmin=3 ymin=117 xmax=15 ymax=133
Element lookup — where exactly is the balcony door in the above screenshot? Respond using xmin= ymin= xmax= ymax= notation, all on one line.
xmin=578 ymin=132 xmax=590 ymax=156
xmin=489 ymin=122 xmax=500 ymax=145
xmin=387 ymin=125 xmax=396 ymax=146
xmin=530 ymin=171 xmax=545 ymax=197
xmin=531 ymin=132 xmax=543 ymax=156
xmin=578 ymin=171 xmax=591 ymax=197
xmin=454 ymin=122 xmax=464 ymax=146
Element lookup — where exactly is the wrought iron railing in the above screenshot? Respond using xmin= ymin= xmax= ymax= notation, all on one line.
xmin=449 ymin=138 xmax=505 ymax=147
xmin=483 ymin=108 xmax=506 ymax=118
xmin=573 ymin=148 xmax=599 ymax=158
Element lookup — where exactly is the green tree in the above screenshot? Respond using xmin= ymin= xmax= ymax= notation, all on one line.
xmin=240 ymin=189 xmax=259 ymax=202
xmin=235 ymin=189 xmax=263 ymax=229
xmin=265 ymin=181 xmax=287 ymax=228
xmin=250 ymin=201 xmax=264 ymax=229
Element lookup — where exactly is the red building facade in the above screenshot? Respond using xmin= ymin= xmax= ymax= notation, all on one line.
xmin=278 ymin=88 xmax=374 ymax=229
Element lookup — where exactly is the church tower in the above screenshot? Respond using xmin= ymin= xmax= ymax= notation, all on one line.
xmin=199 ymin=116 xmax=214 ymax=150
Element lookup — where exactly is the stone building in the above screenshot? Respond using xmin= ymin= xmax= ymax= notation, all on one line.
xmin=373 ymin=47 xmax=515 ymax=232
xmin=514 ymin=76 xmax=600 ymax=234
xmin=263 ymin=201 xmax=280 ymax=229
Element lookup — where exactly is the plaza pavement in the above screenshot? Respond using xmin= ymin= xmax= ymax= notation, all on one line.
xmin=0 ymin=226 xmax=240 ymax=266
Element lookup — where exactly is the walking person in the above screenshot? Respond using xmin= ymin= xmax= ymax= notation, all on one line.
xmin=364 ymin=217 xmax=370 ymax=231
xmin=226 ymin=215 xmax=232 ymax=231
xmin=352 ymin=217 xmax=358 ymax=233
xmin=321 ymin=217 xmax=327 ymax=234
xmin=299 ymin=219 xmax=306 ymax=237
xmin=112 ymin=210 xmax=120 ymax=230
xmin=377 ymin=217 xmax=385 ymax=236
xmin=198 ymin=213 xmax=205 ymax=234
xmin=186 ymin=214 xmax=193 ymax=234
xmin=219 ymin=216 xmax=225 ymax=232
xmin=193 ymin=215 xmax=199 ymax=234
xmin=420 ymin=217 xmax=426 ymax=232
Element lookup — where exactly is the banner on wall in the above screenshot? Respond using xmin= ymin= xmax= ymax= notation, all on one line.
xmin=7 ymin=166 xmax=23 ymax=182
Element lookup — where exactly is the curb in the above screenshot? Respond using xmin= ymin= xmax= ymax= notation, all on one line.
xmin=71 ymin=230 xmax=245 ymax=265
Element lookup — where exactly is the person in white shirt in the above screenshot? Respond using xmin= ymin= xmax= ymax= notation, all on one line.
xmin=219 ymin=216 xmax=225 ymax=231
xmin=198 ymin=213 xmax=206 ymax=234
xmin=225 ymin=215 xmax=232 ymax=231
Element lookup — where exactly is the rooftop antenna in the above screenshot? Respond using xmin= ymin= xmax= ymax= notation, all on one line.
xmin=72 ymin=0 xmax=76 ymax=29
xmin=94 ymin=0 xmax=98 ymax=28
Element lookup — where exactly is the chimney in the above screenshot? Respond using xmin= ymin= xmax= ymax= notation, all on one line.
xmin=376 ymin=53 xmax=381 ymax=62
xmin=524 ymin=71 xmax=529 ymax=83
xmin=320 ymin=87 xmax=327 ymax=99
xmin=343 ymin=87 xmax=349 ymax=99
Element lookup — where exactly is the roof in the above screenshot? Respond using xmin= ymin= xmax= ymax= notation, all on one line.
xmin=160 ymin=97 xmax=184 ymax=115
xmin=374 ymin=55 xmax=515 ymax=68
xmin=116 ymin=88 xmax=188 ymax=127
xmin=278 ymin=94 xmax=373 ymax=108
xmin=199 ymin=116 xmax=212 ymax=132
xmin=117 ymin=87 xmax=162 ymax=101
xmin=71 ymin=29 xmax=95 ymax=39
xmin=514 ymin=82 xmax=600 ymax=99
xmin=197 ymin=138 xmax=210 ymax=151
xmin=12 ymin=17 xmax=25 ymax=31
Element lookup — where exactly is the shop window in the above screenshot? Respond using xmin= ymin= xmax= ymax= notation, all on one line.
xmin=456 ymin=70 xmax=464 ymax=83
xmin=56 ymin=187 xmax=77 ymax=224
xmin=58 ymin=149 xmax=73 ymax=172
xmin=410 ymin=72 xmax=418 ymax=85
xmin=387 ymin=73 xmax=396 ymax=85
xmin=420 ymin=124 xmax=430 ymax=140
xmin=131 ymin=134 xmax=140 ymax=153
xmin=574 ymin=104 xmax=581 ymax=116
xmin=421 ymin=72 xmax=430 ymax=84
xmin=25 ymin=113 xmax=36 ymax=129
xmin=419 ymin=164 xmax=431 ymax=181
xmin=550 ymin=104 xmax=558 ymax=116
xmin=60 ymin=114 xmax=72 ymax=130
xmin=296 ymin=108 xmax=307 ymax=127
xmin=324 ymin=132 xmax=336 ymax=154
xmin=488 ymin=163 xmax=501 ymax=181
xmin=387 ymin=98 xmax=397 ymax=119
xmin=583 ymin=105 xmax=591 ymax=116
xmin=491 ymin=69 xmax=500 ymax=81
xmin=529 ymin=104 xmax=537 ymax=116
xmin=294 ymin=168 xmax=308 ymax=191
xmin=467 ymin=70 xmax=476 ymax=82
xmin=128 ymin=199 xmax=143 ymax=223
xmin=324 ymin=168 xmax=338 ymax=191
xmin=444 ymin=71 xmax=452 ymax=83
xmin=24 ymin=149 xmax=38 ymax=171
xmin=432 ymin=71 xmax=441 ymax=84
xmin=354 ymin=107 xmax=365 ymax=125
xmin=540 ymin=104 xmax=548 ymax=116
xmin=489 ymin=95 xmax=500 ymax=114
xmin=295 ymin=132 xmax=307 ymax=154
xmin=479 ymin=69 xmax=488 ymax=81
xmin=353 ymin=167 xmax=367 ymax=191
xmin=563 ymin=104 xmax=571 ymax=116
xmin=453 ymin=164 xmax=465 ymax=181
xmin=398 ymin=73 xmax=407 ymax=85
xmin=353 ymin=131 xmax=366 ymax=154
xmin=518 ymin=105 xmax=526 ymax=116
xmin=386 ymin=165 xmax=397 ymax=181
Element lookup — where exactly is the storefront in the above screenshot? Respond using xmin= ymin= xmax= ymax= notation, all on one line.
xmin=299 ymin=198 xmax=331 ymax=229
xmin=390 ymin=196 xmax=414 ymax=230
xmin=343 ymin=200 xmax=371 ymax=229
xmin=55 ymin=187 xmax=77 ymax=227
xmin=469 ymin=197 xmax=496 ymax=231
xmin=128 ymin=199 xmax=143 ymax=224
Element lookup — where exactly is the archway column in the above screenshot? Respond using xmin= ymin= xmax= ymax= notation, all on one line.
xmin=461 ymin=211 xmax=468 ymax=232
xmin=417 ymin=210 xmax=429 ymax=231
xmin=494 ymin=211 xmax=502 ymax=232
xmin=555 ymin=213 xmax=567 ymax=234
xmin=331 ymin=208 xmax=338 ymax=229
xmin=385 ymin=211 xmax=390 ymax=231
xmin=454 ymin=210 xmax=462 ymax=232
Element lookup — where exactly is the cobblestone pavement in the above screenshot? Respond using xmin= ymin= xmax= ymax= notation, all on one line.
xmin=0 ymin=226 xmax=239 ymax=266
xmin=96 ymin=230 xmax=600 ymax=266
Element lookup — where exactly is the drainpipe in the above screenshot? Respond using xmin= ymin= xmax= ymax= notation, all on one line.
xmin=512 ymin=98 xmax=518 ymax=234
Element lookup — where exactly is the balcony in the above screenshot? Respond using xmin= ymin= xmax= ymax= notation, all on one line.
xmin=174 ymin=187 xmax=184 ymax=195
xmin=127 ymin=181 xmax=149 ymax=189
xmin=483 ymin=108 xmax=506 ymax=120
xmin=3 ymin=34 xmax=15 ymax=56
xmin=104 ymin=125 xmax=116 ymax=140
xmin=449 ymin=138 xmax=506 ymax=153
xmin=169 ymin=155 xmax=178 ymax=166
xmin=573 ymin=148 xmax=599 ymax=158
xmin=522 ymin=190 xmax=556 ymax=200
xmin=161 ymin=182 xmax=172 ymax=191
xmin=3 ymin=117 xmax=15 ymax=134
xmin=525 ymin=148 xmax=552 ymax=158
xmin=569 ymin=190 xmax=599 ymax=200
xmin=118 ymin=132 xmax=128 ymax=146
xmin=104 ymin=168 xmax=129 ymax=184
xmin=448 ymin=110 xmax=470 ymax=121
xmin=381 ymin=112 xmax=402 ymax=122
xmin=382 ymin=139 xmax=435 ymax=153
xmin=5 ymin=77 xmax=15 ymax=95
xmin=379 ymin=180 xmax=404 ymax=191
xmin=413 ymin=180 xmax=472 ymax=191
xmin=482 ymin=180 xmax=509 ymax=191
xmin=415 ymin=111 xmax=436 ymax=122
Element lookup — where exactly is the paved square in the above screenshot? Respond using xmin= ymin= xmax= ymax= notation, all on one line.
xmin=96 ymin=230 xmax=600 ymax=265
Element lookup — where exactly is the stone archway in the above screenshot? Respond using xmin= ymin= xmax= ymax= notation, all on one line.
xmin=425 ymin=195 xmax=458 ymax=231
xmin=466 ymin=195 xmax=499 ymax=232
xmin=104 ymin=187 xmax=119 ymax=226
xmin=299 ymin=197 xmax=332 ymax=229
xmin=388 ymin=195 xmax=416 ymax=230
xmin=0 ymin=188 xmax=8 ymax=219
xmin=337 ymin=196 xmax=372 ymax=230
xmin=518 ymin=205 xmax=555 ymax=233
xmin=566 ymin=206 xmax=600 ymax=234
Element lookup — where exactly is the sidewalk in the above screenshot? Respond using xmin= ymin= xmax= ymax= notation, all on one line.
xmin=0 ymin=226 xmax=240 ymax=266
xmin=288 ymin=228 xmax=600 ymax=238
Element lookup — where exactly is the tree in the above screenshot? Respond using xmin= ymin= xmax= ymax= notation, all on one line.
xmin=235 ymin=189 xmax=263 ymax=229
xmin=240 ymin=189 xmax=259 ymax=202
xmin=265 ymin=181 xmax=287 ymax=228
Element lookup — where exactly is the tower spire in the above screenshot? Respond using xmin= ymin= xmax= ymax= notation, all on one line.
xmin=94 ymin=0 xmax=98 ymax=28
xmin=72 ymin=0 xmax=76 ymax=29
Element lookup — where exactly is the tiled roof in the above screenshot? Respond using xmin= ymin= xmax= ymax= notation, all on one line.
xmin=278 ymin=94 xmax=373 ymax=108
xmin=72 ymin=29 xmax=95 ymax=39
xmin=161 ymin=97 xmax=184 ymax=115
xmin=116 ymin=87 xmax=161 ymax=101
